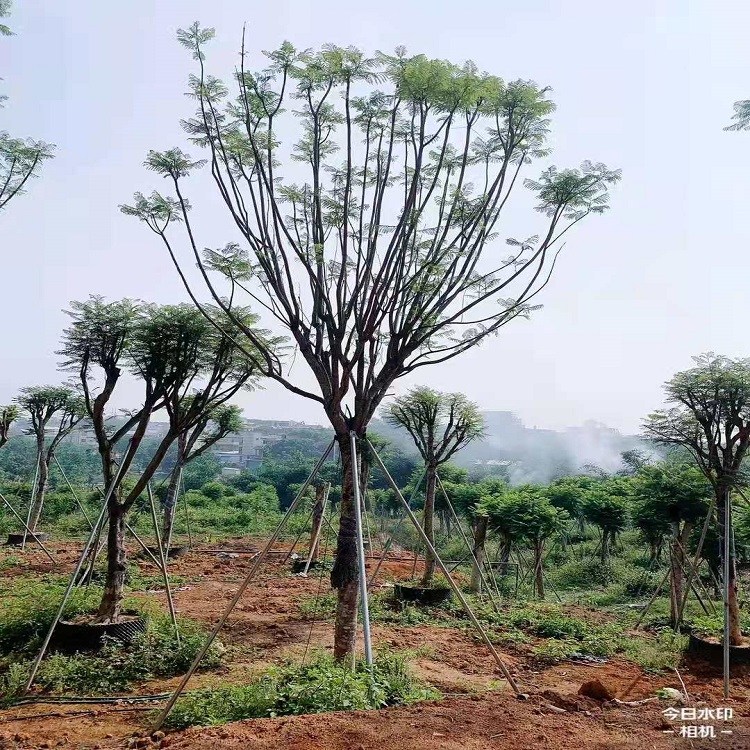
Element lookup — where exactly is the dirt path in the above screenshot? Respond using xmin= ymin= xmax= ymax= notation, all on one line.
xmin=1 ymin=539 xmax=749 ymax=750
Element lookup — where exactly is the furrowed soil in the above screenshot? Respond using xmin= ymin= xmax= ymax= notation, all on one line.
xmin=1 ymin=538 xmax=749 ymax=750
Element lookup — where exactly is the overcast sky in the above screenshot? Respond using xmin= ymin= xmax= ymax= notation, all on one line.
xmin=1 ymin=1 xmax=747 ymax=433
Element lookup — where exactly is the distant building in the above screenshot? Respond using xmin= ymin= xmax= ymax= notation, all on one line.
xmin=209 ymin=418 xmax=320 ymax=470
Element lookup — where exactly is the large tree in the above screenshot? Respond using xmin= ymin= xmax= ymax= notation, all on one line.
xmin=384 ymin=387 xmax=484 ymax=585
xmin=644 ymin=353 xmax=750 ymax=645
xmin=0 ymin=1 xmax=54 ymax=211
xmin=15 ymin=385 xmax=86 ymax=532
xmin=123 ymin=27 xmax=620 ymax=660
xmin=0 ymin=404 xmax=17 ymax=449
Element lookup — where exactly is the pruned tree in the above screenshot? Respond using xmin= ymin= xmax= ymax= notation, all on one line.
xmin=0 ymin=404 xmax=18 ymax=449
xmin=15 ymin=385 xmax=86 ymax=532
xmin=0 ymin=1 xmax=54 ymax=211
xmin=644 ymin=353 xmax=750 ymax=645
xmin=384 ymin=387 xmax=484 ymax=585
xmin=480 ymin=484 xmax=565 ymax=599
xmin=59 ymin=296 xmax=266 ymax=622
xmin=122 ymin=26 xmax=620 ymax=659
xmin=582 ymin=477 xmax=630 ymax=564
xmin=632 ymin=459 xmax=710 ymax=626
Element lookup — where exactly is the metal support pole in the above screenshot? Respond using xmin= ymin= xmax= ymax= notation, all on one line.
xmin=151 ymin=440 xmax=334 ymax=732
xmin=147 ymin=483 xmax=180 ymax=644
xmin=302 ymin=483 xmax=330 ymax=576
xmin=436 ymin=474 xmax=500 ymax=612
xmin=24 ymin=458 xmax=128 ymax=692
xmin=675 ymin=500 xmax=715 ymax=628
xmin=21 ymin=453 xmax=41 ymax=551
xmin=723 ymin=493 xmax=731 ymax=699
xmin=180 ymin=473 xmax=193 ymax=549
xmin=0 ymin=491 xmax=56 ymax=563
xmin=351 ymin=433 xmax=373 ymax=667
xmin=53 ymin=455 xmax=93 ymax=530
xmin=368 ymin=469 xmax=427 ymax=588
xmin=368 ymin=440 xmax=521 ymax=695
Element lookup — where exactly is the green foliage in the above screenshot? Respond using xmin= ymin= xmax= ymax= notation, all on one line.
xmin=1 ymin=615 xmax=223 ymax=700
xmin=165 ymin=652 xmax=438 ymax=729
xmin=182 ymin=453 xmax=222 ymax=490
xmin=0 ymin=578 xmax=100 ymax=656
xmin=200 ymin=481 xmax=226 ymax=501
xmin=479 ymin=485 xmax=567 ymax=545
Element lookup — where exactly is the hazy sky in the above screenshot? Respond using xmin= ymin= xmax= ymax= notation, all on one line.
xmin=1 ymin=1 xmax=747 ymax=433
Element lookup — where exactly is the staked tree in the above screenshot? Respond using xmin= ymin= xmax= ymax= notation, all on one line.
xmin=383 ymin=387 xmax=484 ymax=585
xmin=643 ymin=353 xmax=750 ymax=645
xmin=480 ymin=485 xmax=565 ymax=599
xmin=0 ymin=404 xmax=18 ymax=449
xmin=123 ymin=27 xmax=620 ymax=659
xmin=581 ymin=477 xmax=630 ymax=564
xmin=58 ymin=296 xmax=266 ymax=622
xmin=0 ymin=1 xmax=54 ymax=212
xmin=15 ymin=385 xmax=86 ymax=532
xmin=631 ymin=459 xmax=710 ymax=626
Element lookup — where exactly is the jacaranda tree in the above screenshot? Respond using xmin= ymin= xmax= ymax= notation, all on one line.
xmin=123 ymin=25 xmax=620 ymax=660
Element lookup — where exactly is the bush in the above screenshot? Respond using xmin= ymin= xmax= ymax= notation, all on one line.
xmin=1 ymin=615 xmax=224 ymax=699
xmin=165 ymin=651 xmax=438 ymax=729
xmin=0 ymin=579 xmax=100 ymax=656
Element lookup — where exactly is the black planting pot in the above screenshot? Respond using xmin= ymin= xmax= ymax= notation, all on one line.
xmin=50 ymin=614 xmax=147 ymax=653
xmin=6 ymin=531 xmax=49 ymax=546
xmin=687 ymin=633 xmax=750 ymax=667
xmin=394 ymin=583 xmax=452 ymax=605
xmin=292 ymin=558 xmax=321 ymax=574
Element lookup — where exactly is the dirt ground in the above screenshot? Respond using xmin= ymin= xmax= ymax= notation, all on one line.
xmin=1 ymin=538 xmax=749 ymax=750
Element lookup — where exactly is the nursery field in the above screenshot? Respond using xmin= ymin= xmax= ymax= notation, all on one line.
xmin=1 ymin=533 xmax=749 ymax=750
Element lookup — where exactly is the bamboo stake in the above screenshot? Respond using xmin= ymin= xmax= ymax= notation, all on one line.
xmin=147 ymin=483 xmax=180 ymax=644
xmin=369 ymin=440 xmax=521 ymax=695
xmin=150 ymin=440 xmax=334 ymax=732
xmin=302 ymin=483 xmax=330 ymax=576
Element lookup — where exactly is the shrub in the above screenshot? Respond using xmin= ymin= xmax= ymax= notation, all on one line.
xmin=165 ymin=651 xmax=438 ymax=729
xmin=1 ymin=615 xmax=224 ymax=699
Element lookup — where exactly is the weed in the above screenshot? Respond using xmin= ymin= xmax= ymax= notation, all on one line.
xmin=165 ymin=651 xmax=439 ymax=729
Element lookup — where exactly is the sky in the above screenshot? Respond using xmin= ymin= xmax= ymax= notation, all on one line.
xmin=1 ymin=0 xmax=747 ymax=434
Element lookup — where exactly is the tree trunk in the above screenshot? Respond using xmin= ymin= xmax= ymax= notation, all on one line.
xmin=28 ymin=443 xmax=49 ymax=532
xmin=717 ymin=490 xmax=742 ymax=646
xmin=162 ymin=456 xmax=184 ymax=552
xmin=498 ymin=539 xmax=512 ymax=576
xmin=600 ymin=529 xmax=609 ymax=564
xmin=310 ymin=484 xmax=325 ymax=563
xmin=421 ymin=464 xmax=437 ymax=586
xmin=96 ymin=500 xmax=127 ymax=623
xmin=470 ymin=515 xmax=488 ymax=593
xmin=669 ymin=522 xmax=682 ymax=627
xmin=331 ymin=433 xmax=360 ymax=662
xmin=534 ymin=539 xmax=545 ymax=600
